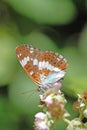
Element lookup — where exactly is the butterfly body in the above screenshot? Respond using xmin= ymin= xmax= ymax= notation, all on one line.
xmin=16 ymin=45 xmax=68 ymax=91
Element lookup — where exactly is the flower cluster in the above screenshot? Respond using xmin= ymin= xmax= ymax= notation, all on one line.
xmin=40 ymin=91 xmax=66 ymax=119
xmin=74 ymin=92 xmax=87 ymax=120
xmin=34 ymin=112 xmax=53 ymax=130
xmin=34 ymin=88 xmax=69 ymax=130
xmin=34 ymin=81 xmax=87 ymax=130
xmin=66 ymin=92 xmax=87 ymax=130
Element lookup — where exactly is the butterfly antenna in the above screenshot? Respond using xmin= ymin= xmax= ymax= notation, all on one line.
xmin=21 ymin=88 xmax=37 ymax=94
xmin=20 ymin=88 xmax=39 ymax=106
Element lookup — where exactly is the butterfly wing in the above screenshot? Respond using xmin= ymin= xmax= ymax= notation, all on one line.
xmin=16 ymin=45 xmax=43 ymax=86
xmin=16 ymin=45 xmax=68 ymax=89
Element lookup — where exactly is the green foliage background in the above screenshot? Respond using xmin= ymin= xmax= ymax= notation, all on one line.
xmin=0 ymin=0 xmax=87 ymax=129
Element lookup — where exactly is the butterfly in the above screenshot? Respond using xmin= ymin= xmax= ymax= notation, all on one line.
xmin=16 ymin=45 xmax=68 ymax=91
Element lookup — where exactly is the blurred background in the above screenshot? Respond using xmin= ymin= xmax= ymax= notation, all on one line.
xmin=0 ymin=0 xmax=87 ymax=130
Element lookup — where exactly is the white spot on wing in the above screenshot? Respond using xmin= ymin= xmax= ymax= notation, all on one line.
xmin=17 ymin=53 xmax=22 ymax=58
xmin=30 ymin=47 xmax=34 ymax=50
xmin=53 ymin=67 xmax=60 ymax=72
xmin=20 ymin=56 xmax=30 ymax=67
xmin=38 ymin=61 xmax=59 ymax=71
xmin=31 ymin=58 xmax=33 ymax=61
xmin=59 ymin=54 xmax=63 ymax=59
xmin=26 ymin=56 xmax=30 ymax=61
xmin=45 ymin=61 xmax=49 ymax=69
xmin=48 ymin=63 xmax=52 ymax=70
xmin=19 ymin=53 xmax=22 ymax=56
xmin=30 ymin=47 xmax=34 ymax=53
xmin=33 ymin=58 xmax=38 ymax=65
xmin=30 ymin=50 xmax=33 ymax=53
xmin=63 ymin=58 xmax=67 ymax=62
xmin=17 ymin=54 xmax=20 ymax=58
xmin=23 ymin=58 xmax=26 ymax=65
xmin=46 ymin=62 xmax=54 ymax=71
xmin=30 ymin=71 xmax=34 ymax=75
xmin=38 ymin=61 xmax=61 ymax=72
xmin=39 ymin=61 xmax=42 ymax=70
xmin=57 ymin=57 xmax=60 ymax=61
xmin=20 ymin=61 xmax=22 ymax=66
xmin=41 ymin=61 xmax=45 ymax=69
xmin=20 ymin=60 xmax=25 ymax=67
xmin=50 ymin=65 xmax=54 ymax=70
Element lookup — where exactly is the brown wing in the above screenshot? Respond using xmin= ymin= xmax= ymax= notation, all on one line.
xmin=16 ymin=45 xmax=43 ymax=85
xmin=16 ymin=45 xmax=68 ymax=86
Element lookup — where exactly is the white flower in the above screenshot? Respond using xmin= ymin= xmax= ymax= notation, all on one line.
xmin=45 ymin=95 xmax=53 ymax=106
xmin=80 ymin=102 xmax=85 ymax=108
xmin=66 ymin=118 xmax=82 ymax=130
xmin=38 ymin=121 xmax=49 ymax=130
xmin=35 ymin=112 xmax=46 ymax=121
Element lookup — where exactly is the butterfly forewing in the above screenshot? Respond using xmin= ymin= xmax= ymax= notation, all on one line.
xmin=16 ymin=45 xmax=42 ymax=85
xmin=16 ymin=45 xmax=68 ymax=88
